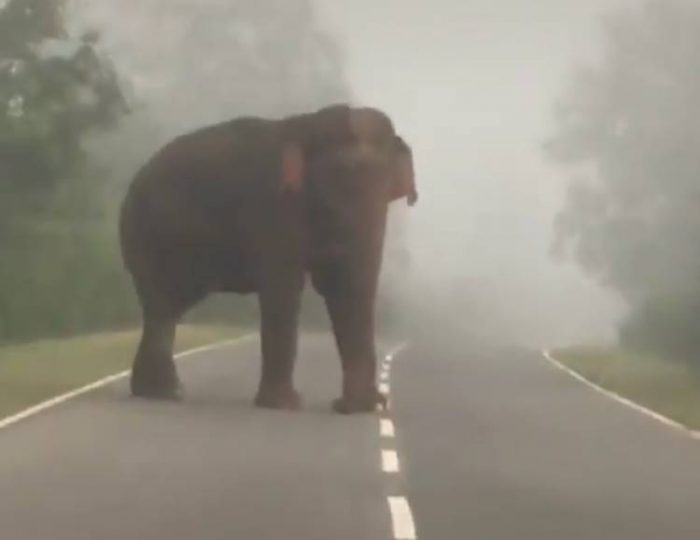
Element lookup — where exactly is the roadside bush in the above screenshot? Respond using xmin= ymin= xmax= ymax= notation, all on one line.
xmin=619 ymin=290 xmax=700 ymax=370
xmin=0 ymin=222 xmax=138 ymax=342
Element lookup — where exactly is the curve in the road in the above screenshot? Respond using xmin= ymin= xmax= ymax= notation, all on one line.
xmin=543 ymin=349 xmax=700 ymax=441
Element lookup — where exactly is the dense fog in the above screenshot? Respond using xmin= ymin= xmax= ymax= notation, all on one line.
xmin=319 ymin=1 xmax=630 ymax=347
xmin=10 ymin=0 xmax=700 ymax=357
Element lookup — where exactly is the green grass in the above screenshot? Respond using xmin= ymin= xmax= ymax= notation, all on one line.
xmin=554 ymin=346 xmax=700 ymax=431
xmin=0 ymin=325 xmax=247 ymax=418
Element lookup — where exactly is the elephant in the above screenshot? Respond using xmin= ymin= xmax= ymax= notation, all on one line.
xmin=119 ymin=104 xmax=417 ymax=414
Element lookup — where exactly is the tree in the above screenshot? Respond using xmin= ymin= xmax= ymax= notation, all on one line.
xmin=0 ymin=0 xmax=127 ymax=220
xmin=546 ymin=0 xmax=700 ymax=362
xmin=0 ymin=0 xmax=130 ymax=342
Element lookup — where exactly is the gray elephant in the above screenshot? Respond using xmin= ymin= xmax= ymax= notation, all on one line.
xmin=119 ymin=104 xmax=417 ymax=413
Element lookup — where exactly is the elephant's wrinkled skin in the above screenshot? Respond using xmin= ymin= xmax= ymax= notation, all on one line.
xmin=119 ymin=104 xmax=417 ymax=413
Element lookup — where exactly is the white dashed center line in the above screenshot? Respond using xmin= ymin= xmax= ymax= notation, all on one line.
xmin=379 ymin=345 xmax=417 ymax=538
xmin=388 ymin=496 xmax=417 ymax=540
xmin=382 ymin=449 xmax=400 ymax=473
xmin=380 ymin=418 xmax=395 ymax=438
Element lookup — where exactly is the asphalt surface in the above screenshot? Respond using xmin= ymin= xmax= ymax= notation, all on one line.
xmin=2 ymin=332 xmax=700 ymax=539
xmin=392 ymin=334 xmax=700 ymax=540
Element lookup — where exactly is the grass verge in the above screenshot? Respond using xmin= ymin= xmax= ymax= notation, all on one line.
xmin=554 ymin=346 xmax=700 ymax=431
xmin=0 ymin=325 xmax=247 ymax=419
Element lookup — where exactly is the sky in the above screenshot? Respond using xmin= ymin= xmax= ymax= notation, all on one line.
xmin=315 ymin=0 xmax=638 ymax=346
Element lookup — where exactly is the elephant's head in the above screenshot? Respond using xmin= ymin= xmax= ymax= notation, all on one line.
xmin=281 ymin=105 xmax=417 ymax=298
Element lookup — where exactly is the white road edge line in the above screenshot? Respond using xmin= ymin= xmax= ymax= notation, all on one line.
xmin=379 ymin=382 xmax=390 ymax=395
xmin=380 ymin=418 xmax=396 ymax=438
xmin=388 ymin=496 xmax=417 ymax=540
xmin=0 ymin=334 xmax=256 ymax=432
xmin=543 ymin=349 xmax=700 ymax=441
xmin=382 ymin=449 xmax=400 ymax=473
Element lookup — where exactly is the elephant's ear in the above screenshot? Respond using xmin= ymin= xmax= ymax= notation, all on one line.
xmin=281 ymin=142 xmax=304 ymax=193
xmin=391 ymin=136 xmax=418 ymax=206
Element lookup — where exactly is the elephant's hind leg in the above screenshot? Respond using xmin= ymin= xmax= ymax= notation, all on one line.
xmin=130 ymin=273 xmax=207 ymax=400
xmin=131 ymin=315 xmax=182 ymax=400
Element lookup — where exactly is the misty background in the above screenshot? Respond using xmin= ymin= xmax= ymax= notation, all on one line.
xmin=319 ymin=0 xmax=630 ymax=347
xmin=3 ymin=0 xmax=699 ymax=367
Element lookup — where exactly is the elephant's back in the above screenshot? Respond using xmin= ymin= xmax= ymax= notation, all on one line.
xmin=119 ymin=118 xmax=281 ymax=276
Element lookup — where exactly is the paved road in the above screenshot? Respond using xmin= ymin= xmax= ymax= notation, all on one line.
xmin=2 ymin=331 xmax=700 ymax=539
xmin=391 ymin=333 xmax=700 ymax=539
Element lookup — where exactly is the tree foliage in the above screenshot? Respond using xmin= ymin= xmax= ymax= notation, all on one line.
xmin=546 ymin=0 xmax=700 ymax=362
xmin=0 ymin=0 xmax=127 ymax=217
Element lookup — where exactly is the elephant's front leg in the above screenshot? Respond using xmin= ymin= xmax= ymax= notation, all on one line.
xmin=325 ymin=293 xmax=386 ymax=414
xmin=254 ymin=271 xmax=304 ymax=410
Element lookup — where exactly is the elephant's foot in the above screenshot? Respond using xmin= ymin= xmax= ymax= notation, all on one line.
xmin=130 ymin=359 xmax=183 ymax=401
xmin=254 ymin=384 xmax=302 ymax=411
xmin=332 ymin=388 xmax=388 ymax=415
xmin=131 ymin=377 xmax=184 ymax=401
